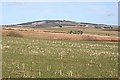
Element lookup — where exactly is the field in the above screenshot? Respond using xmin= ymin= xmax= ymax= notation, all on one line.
xmin=2 ymin=27 xmax=119 ymax=42
xmin=2 ymin=27 xmax=119 ymax=37
xmin=35 ymin=27 xmax=119 ymax=37
xmin=2 ymin=36 xmax=118 ymax=78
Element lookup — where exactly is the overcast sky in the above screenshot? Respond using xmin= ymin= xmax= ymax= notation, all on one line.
xmin=1 ymin=2 xmax=118 ymax=25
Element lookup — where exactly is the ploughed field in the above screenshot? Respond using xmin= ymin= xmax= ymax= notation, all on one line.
xmin=2 ymin=36 xmax=118 ymax=78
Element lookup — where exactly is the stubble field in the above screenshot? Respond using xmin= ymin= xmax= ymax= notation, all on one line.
xmin=2 ymin=36 xmax=118 ymax=78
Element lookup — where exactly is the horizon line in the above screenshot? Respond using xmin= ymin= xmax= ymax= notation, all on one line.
xmin=1 ymin=19 xmax=118 ymax=26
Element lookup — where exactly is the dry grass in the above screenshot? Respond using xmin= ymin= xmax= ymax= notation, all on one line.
xmin=2 ymin=27 xmax=120 ymax=42
xmin=5 ymin=31 xmax=23 ymax=37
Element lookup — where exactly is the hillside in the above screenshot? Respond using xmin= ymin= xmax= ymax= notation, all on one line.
xmin=17 ymin=20 xmax=80 ymax=27
xmin=2 ymin=20 xmax=118 ymax=29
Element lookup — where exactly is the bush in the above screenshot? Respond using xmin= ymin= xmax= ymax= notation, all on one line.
xmin=6 ymin=31 xmax=23 ymax=37
xmin=69 ymin=30 xmax=73 ymax=34
xmin=59 ymin=25 xmax=62 ymax=28
xmin=69 ymin=30 xmax=83 ymax=35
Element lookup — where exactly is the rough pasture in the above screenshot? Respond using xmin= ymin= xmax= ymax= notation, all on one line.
xmin=2 ymin=36 xmax=118 ymax=78
xmin=2 ymin=29 xmax=119 ymax=42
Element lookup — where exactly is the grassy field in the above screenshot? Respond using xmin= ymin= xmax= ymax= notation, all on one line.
xmin=35 ymin=27 xmax=119 ymax=37
xmin=2 ymin=27 xmax=119 ymax=42
xmin=2 ymin=27 xmax=119 ymax=37
xmin=2 ymin=36 xmax=118 ymax=78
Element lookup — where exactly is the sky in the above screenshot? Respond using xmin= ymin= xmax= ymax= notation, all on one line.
xmin=1 ymin=2 xmax=118 ymax=25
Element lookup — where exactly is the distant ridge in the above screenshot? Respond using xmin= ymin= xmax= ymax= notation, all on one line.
xmin=3 ymin=20 xmax=117 ymax=28
xmin=17 ymin=20 xmax=80 ymax=27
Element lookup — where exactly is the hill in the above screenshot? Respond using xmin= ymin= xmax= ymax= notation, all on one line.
xmin=2 ymin=20 xmax=118 ymax=29
xmin=17 ymin=20 xmax=80 ymax=27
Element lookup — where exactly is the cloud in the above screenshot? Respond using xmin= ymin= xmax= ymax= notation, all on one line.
xmin=106 ymin=13 xmax=113 ymax=16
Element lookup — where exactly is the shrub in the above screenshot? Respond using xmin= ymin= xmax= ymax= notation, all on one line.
xmin=59 ymin=25 xmax=62 ymax=28
xmin=69 ymin=30 xmax=73 ymax=34
xmin=6 ymin=31 xmax=23 ymax=37
xmin=81 ymin=31 xmax=83 ymax=35
xmin=69 ymin=30 xmax=83 ymax=35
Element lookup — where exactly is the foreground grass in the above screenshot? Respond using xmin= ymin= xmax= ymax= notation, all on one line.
xmin=2 ymin=36 xmax=118 ymax=78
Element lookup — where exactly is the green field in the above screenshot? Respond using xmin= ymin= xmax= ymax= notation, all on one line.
xmin=2 ymin=36 xmax=118 ymax=78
